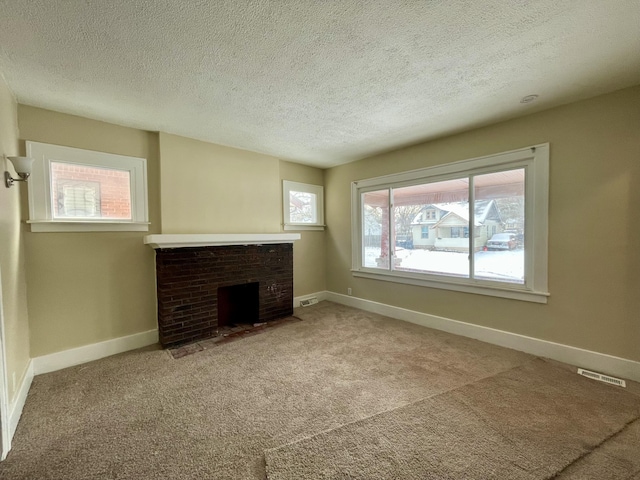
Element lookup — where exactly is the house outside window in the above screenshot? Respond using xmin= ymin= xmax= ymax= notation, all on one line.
xmin=421 ymin=226 xmax=429 ymax=239
xmin=352 ymin=145 xmax=549 ymax=303
xmin=26 ymin=141 xmax=148 ymax=232
xmin=51 ymin=161 xmax=133 ymax=220
xmin=56 ymin=180 xmax=101 ymax=218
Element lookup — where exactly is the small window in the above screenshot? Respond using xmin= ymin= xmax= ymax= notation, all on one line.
xmin=421 ymin=226 xmax=429 ymax=239
xmin=26 ymin=141 xmax=149 ymax=232
xmin=283 ymin=180 xmax=324 ymax=231
xmin=424 ymin=209 xmax=436 ymax=220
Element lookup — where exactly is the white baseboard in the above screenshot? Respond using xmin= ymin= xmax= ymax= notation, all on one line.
xmin=33 ymin=329 xmax=159 ymax=376
xmin=293 ymin=291 xmax=329 ymax=308
xmin=7 ymin=359 xmax=33 ymax=456
xmin=3 ymin=330 xmax=158 ymax=460
xmin=325 ymin=292 xmax=640 ymax=384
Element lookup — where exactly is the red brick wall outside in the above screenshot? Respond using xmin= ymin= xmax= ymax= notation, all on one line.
xmin=51 ymin=162 xmax=131 ymax=219
xmin=154 ymin=244 xmax=294 ymax=347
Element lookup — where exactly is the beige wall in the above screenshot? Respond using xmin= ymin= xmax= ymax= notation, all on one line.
xmin=14 ymin=116 xmax=325 ymax=359
xmin=0 ymin=77 xmax=30 ymax=402
xmin=13 ymin=87 xmax=638 ymax=366
xmin=279 ymin=160 xmax=326 ymax=296
xmin=159 ymin=132 xmax=281 ymax=234
xmin=18 ymin=106 xmax=161 ymax=357
xmin=325 ymin=85 xmax=640 ymax=362
xmin=158 ymin=133 xmax=325 ymax=297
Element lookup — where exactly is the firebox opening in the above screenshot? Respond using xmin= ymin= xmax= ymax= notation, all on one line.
xmin=217 ymin=282 xmax=259 ymax=328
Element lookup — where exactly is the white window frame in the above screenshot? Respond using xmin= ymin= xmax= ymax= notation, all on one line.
xmin=351 ymin=144 xmax=549 ymax=304
xmin=283 ymin=180 xmax=325 ymax=231
xmin=26 ymin=141 xmax=149 ymax=232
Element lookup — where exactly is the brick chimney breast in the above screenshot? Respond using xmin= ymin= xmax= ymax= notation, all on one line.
xmin=154 ymin=243 xmax=294 ymax=347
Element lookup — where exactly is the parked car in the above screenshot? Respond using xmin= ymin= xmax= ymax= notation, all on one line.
xmin=515 ymin=233 xmax=524 ymax=247
xmin=395 ymin=235 xmax=413 ymax=249
xmin=486 ymin=233 xmax=517 ymax=250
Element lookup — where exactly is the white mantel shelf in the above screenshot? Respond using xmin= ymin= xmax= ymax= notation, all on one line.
xmin=144 ymin=233 xmax=301 ymax=249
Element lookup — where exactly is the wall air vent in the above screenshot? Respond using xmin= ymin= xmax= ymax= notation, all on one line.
xmin=300 ymin=297 xmax=318 ymax=307
xmin=578 ymin=368 xmax=626 ymax=387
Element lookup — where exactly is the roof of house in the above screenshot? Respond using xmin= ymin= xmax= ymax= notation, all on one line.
xmin=412 ymin=200 xmax=500 ymax=227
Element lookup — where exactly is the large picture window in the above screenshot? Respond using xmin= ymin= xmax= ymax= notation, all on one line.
xmin=26 ymin=141 xmax=149 ymax=232
xmin=351 ymin=145 xmax=549 ymax=303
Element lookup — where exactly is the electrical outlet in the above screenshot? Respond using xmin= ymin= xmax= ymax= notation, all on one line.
xmin=347 ymin=288 xmax=352 ymax=296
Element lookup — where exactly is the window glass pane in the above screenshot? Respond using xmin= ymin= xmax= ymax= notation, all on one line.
xmin=289 ymin=191 xmax=316 ymax=223
xmin=51 ymin=162 xmax=132 ymax=220
xmin=363 ymin=189 xmax=390 ymax=269
xmin=352 ymin=145 xmax=548 ymax=302
xmin=473 ymin=168 xmax=525 ymax=284
xmin=393 ymin=178 xmax=469 ymax=278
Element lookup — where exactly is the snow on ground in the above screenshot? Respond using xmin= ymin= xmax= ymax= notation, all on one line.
xmin=364 ymin=247 xmax=524 ymax=284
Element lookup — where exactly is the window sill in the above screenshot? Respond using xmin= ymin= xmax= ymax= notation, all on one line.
xmin=283 ymin=224 xmax=325 ymax=231
xmin=351 ymin=269 xmax=549 ymax=304
xmin=27 ymin=220 xmax=150 ymax=233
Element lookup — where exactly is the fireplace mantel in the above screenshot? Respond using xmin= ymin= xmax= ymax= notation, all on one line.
xmin=144 ymin=233 xmax=301 ymax=249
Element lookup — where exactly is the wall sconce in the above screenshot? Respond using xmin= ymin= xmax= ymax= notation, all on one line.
xmin=4 ymin=156 xmax=35 ymax=188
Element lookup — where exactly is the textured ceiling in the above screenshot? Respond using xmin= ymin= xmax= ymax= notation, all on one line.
xmin=0 ymin=1 xmax=638 ymax=168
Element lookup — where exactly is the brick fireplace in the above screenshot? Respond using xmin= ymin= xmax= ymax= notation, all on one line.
xmin=145 ymin=234 xmax=300 ymax=348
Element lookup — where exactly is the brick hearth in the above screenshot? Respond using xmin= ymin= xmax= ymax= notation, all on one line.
xmin=154 ymin=243 xmax=293 ymax=347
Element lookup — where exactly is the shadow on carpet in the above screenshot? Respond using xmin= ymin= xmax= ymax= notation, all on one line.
xmin=264 ymin=359 xmax=640 ymax=480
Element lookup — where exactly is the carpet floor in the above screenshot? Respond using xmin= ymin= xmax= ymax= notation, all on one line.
xmin=1 ymin=301 xmax=639 ymax=479
xmin=265 ymin=359 xmax=640 ymax=479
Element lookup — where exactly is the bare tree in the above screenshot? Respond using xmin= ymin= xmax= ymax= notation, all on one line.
xmin=289 ymin=191 xmax=315 ymax=223
xmin=364 ymin=203 xmax=423 ymax=253
xmin=394 ymin=205 xmax=423 ymax=239
xmin=494 ymin=197 xmax=525 ymax=232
